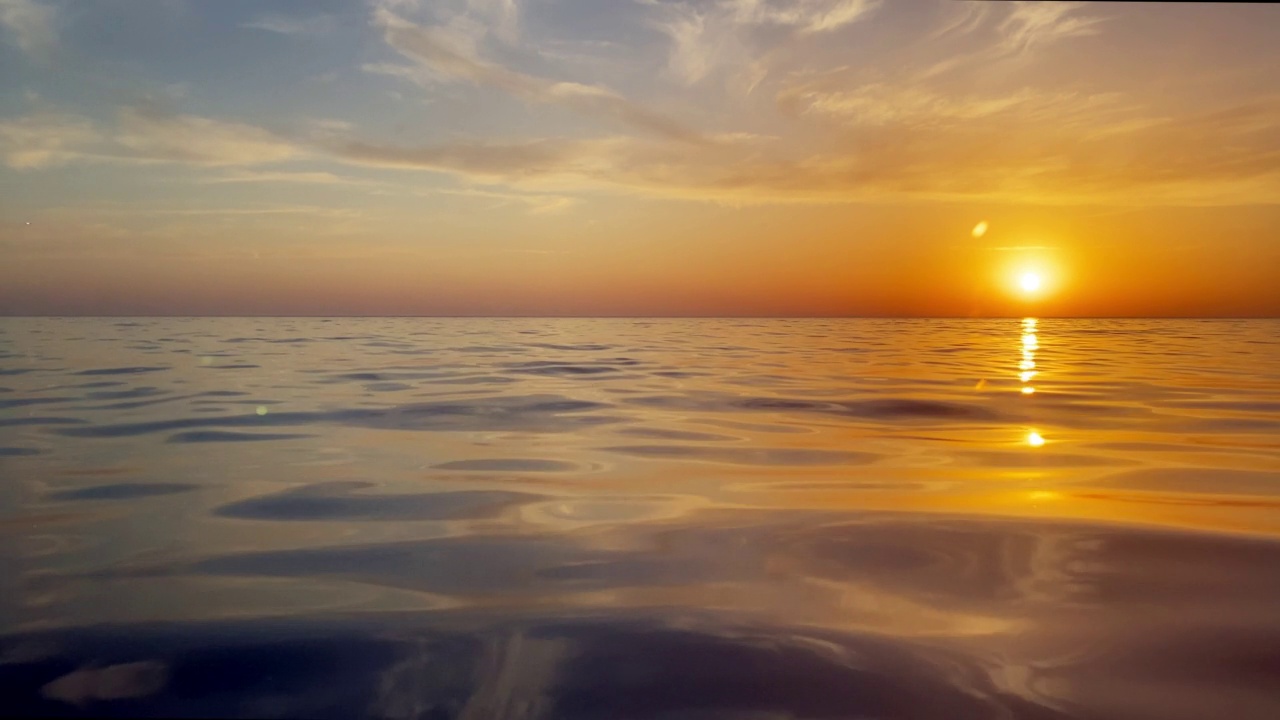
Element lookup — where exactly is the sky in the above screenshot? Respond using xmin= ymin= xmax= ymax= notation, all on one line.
xmin=1 ymin=0 xmax=1278 ymax=317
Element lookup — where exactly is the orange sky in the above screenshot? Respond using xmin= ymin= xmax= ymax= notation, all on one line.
xmin=1 ymin=1 xmax=1278 ymax=316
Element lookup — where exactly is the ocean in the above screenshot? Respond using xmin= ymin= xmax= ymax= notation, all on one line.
xmin=1 ymin=317 xmax=1278 ymax=719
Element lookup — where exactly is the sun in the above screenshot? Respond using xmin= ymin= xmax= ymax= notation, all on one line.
xmin=998 ymin=253 xmax=1064 ymax=302
xmin=1018 ymin=272 xmax=1042 ymax=294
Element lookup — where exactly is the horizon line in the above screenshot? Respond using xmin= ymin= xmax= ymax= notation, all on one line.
xmin=3 ymin=315 xmax=1278 ymax=321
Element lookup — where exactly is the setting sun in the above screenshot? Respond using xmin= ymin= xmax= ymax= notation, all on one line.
xmin=1019 ymin=272 xmax=1043 ymax=294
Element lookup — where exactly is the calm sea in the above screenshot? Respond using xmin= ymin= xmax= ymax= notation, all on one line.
xmin=1 ymin=317 xmax=1279 ymax=719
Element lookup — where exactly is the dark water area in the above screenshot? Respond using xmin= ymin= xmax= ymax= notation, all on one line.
xmin=1 ymin=317 xmax=1279 ymax=719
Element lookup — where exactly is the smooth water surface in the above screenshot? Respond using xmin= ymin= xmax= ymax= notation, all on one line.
xmin=2 ymin=318 xmax=1279 ymax=719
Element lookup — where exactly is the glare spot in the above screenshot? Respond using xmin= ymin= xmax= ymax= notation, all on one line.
xmin=1019 ymin=371 xmax=1036 ymax=383
xmin=972 ymin=220 xmax=988 ymax=238
xmin=1021 ymin=386 xmax=1036 ymax=395
xmin=1027 ymin=490 xmax=1060 ymax=502
xmin=255 ymin=406 xmax=268 ymax=416
xmin=1026 ymin=431 xmax=1046 ymax=447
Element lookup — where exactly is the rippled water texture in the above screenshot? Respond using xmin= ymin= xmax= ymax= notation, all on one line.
xmin=2 ymin=317 xmax=1279 ymax=719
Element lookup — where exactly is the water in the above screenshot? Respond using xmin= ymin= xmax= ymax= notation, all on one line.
xmin=1 ymin=317 xmax=1278 ymax=719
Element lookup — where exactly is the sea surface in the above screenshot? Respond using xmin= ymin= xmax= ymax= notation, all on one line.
xmin=1 ymin=317 xmax=1279 ymax=719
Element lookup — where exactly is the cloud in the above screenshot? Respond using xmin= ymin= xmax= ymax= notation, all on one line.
xmin=0 ymin=106 xmax=301 ymax=169
xmin=140 ymin=205 xmax=363 ymax=218
xmin=999 ymin=1 xmax=1102 ymax=54
xmin=727 ymin=0 xmax=879 ymax=34
xmin=464 ymin=0 xmax=521 ymax=43
xmin=655 ymin=6 xmax=715 ymax=85
xmin=113 ymin=106 xmax=299 ymax=165
xmin=243 ymin=14 xmax=337 ymax=37
xmin=315 ymin=91 xmax=1280 ymax=208
xmin=0 ymin=0 xmax=54 ymax=60
xmin=647 ymin=0 xmax=878 ymax=91
xmin=778 ymin=79 xmax=1132 ymax=129
xmin=928 ymin=1 xmax=990 ymax=40
xmin=0 ymin=112 xmax=99 ymax=168
xmin=41 ymin=661 xmax=168 ymax=706
xmin=906 ymin=2 xmax=1103 ymax=83
xmin=371 ymin=3 xmax=709 ymax=144
xmin=201 ymin=170 xmax=356 ymax=185
xmin=334 ymin=137 xmax=595 ymax=177
xmin=344 ymin=0 xmax=1280 ymax=210
xmin=423 ymin=186 xmax=579 ymax=214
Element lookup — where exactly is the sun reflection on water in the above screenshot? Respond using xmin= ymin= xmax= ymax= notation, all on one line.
xmin=1019 ymin=317 xmax=1038 ymax=397
xmin=1019 ymin=318 xmax=1046 ymax=446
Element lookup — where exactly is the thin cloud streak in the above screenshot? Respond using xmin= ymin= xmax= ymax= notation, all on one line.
xmin=999 ymin=1 xmax=1103 ymax=54
xmin=372 ymin=3 xmax=710 ymax=144
xmin=243 ymin=14 xmax=337 ymax=37
xmin=0 ymin=106 xmax=301 ymax=168
xmin=648 ymin=0 xmax=880 ymax=89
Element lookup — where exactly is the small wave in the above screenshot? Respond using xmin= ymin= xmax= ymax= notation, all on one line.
xmin=0 ymin=416 xmax=87 ymax=427
xmin=599 ymin=444 xmax=880 ymax=466
xmin=615 ymin=427 xmax=739 ymax=442
xmin=506 ymin=363 xmax=623 ymax=377
xmin=214 ymin=483 xmax=541 ymax=522
xmin=73 ymin=366 xmax=169 ymax=376
xmin=166 ymin=431 xmax=314 ymax=443
xmin=47 ymin=483 xmax=199 ymax=501
xmin=432 ymin=459 xmax=579 ymax=472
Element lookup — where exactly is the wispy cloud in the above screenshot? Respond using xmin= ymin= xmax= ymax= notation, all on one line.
xmin=0 ymin=106 xmax=301 ymax=168
xmin=464 ymin=0 xmax=521 ymax=43
xmin=423 ymin=186 xmax=579 ymax=214
xmin=140 ymin=205 xmax=363 ymax=218
xmin=333 ymin=136 xmax=594 ymax=177
xmin=0 ymin=111 xmax=99 ymax=168
xmin=5 ymin=1 xmax=1277 ymax=211
xmin=727 ymin=0 xmax=879 ymax=34
xmin=0 ymin=0 xmax=55 ymax=60
xmin=928 ymin=1 xmax=990 ymax=41
xmin=370 ymin=4 xmax=710 ymax=144
xmin=243 ymin=14 xmax=337 ymax=37
xmin=113 ymin=106 xmax=299 ymax=165
xmin=9 ymin=87 xmax=1279 ymax=209
xmin=201 ymin=170 xmax=356 ymax=185
xmin=778 ymin=79 xmax=1131 ymax=129
xmin=647 ymin=0 xmax=879 ymax=91
xmin=998 ymin=1 xmax=1102 ymax=54
xmin=909 ymin=1 xmax=1103 ymax=82
xmin=314 ymin=90 xmax=1280 ymax=208
xmin=653 ymin=5 xmax=717 ymax=85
